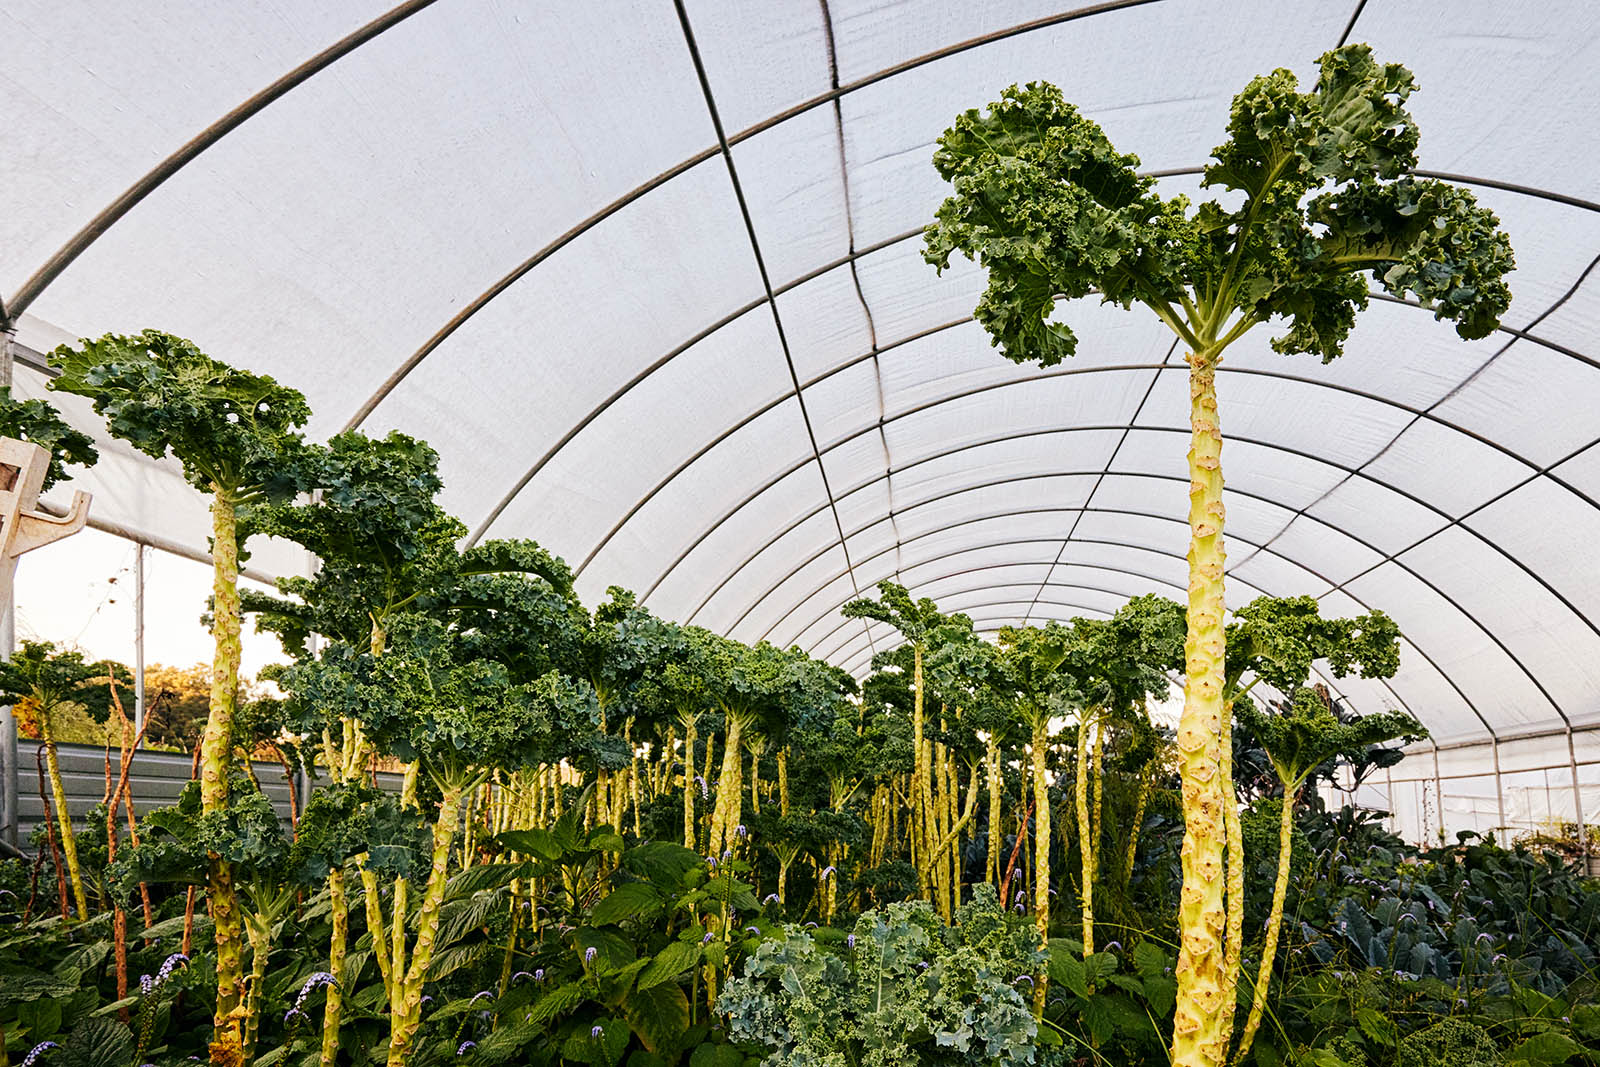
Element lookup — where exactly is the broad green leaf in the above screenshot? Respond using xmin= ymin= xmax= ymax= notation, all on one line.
xmin=446 ymin=861 xmax=533 ymax=898
xmin=1511 ymin=1032 xmax=1584 ymax=1066
xmin=623 ymin=981 xmax=691 ymax=1053
xmin=637 ymin=941 xmax=702 ymax=991
xmin=56 ymin=1018 xmax=134 ymax=1067
xmin=590 ymin=882 xmax=665 ymax=926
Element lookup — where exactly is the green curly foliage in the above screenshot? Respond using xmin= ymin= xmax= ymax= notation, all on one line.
xmin=293 ymin=781 xmax=429 ymax=883
xmin=1397 ymin=1019 xmax=1503 ymax=1067
xmin=844 ymin=580 xmax=949 ymax=648
xmin=1061 ymin=595 xmax=1185 ymax=717
xmin=925 ymin=45 xmax=1513 ymax=364
xmin=111 ymin=778 xmax=287 ymax=896
xmin=48 ymin=329 xmax=308 ymax=496
xmin=278 ymin=614 xmax=612 ymax=786
xmin=0 ymin=387 xmax=98 ymax=491
xmin=721 ymin=890 xmax=1040 ymax=1067
xmin=0 ymin=640 xmax=130 ymax=725
xmin=1226 ymin=595 xmax=1401 ymax=694
xmin=1234 ymin=687 xmax=1425 ymax=789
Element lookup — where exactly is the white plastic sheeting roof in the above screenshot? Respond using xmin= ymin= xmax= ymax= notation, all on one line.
xmin=4 ymin=0 xmax=1599 ymax=753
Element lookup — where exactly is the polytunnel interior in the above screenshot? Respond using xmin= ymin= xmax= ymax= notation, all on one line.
xmin=4 ymin=0 xmax=1600 ymax=842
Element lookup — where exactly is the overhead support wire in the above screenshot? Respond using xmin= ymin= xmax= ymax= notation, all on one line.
xmin=817 ymin=0 xmax=902 ymax=583
xmin=669 ymin=0 xmax=874 ymax=653
xmin=1 ymin=0 xmax=442 ymax=330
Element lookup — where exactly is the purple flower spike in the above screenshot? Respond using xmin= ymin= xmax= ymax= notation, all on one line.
xmin=421 ymin=995 xmax=434 ymax=1007
xmin=918 ymin=961 xmax=930 ymax=971
xmin=584 ymin=946 xmax=598 ymax=964
xmin=820 ymin=866 xmax=836 ymax=880
xmin=703 ymin=931 xmax=715 ymax=943
xmin=140 ymin=974 xmax=154 ymax=996
xmin=735 ymin=824 xmax=748 ymax=838
xmin=591 ymin=1025 xmax=604 ymax=1039
xmin=1013 ymin=975 xmax=1034 ymax=986
xmin=24 ymin=1042 xmax=60 ymax=1067
xmin=470 ymin=991 xmax=494 ymax=1005
xmin=284 ymin=1008 xmax=303 ymax=1026
xmin=695 ymin=776 xmax=708 ymax=797
xmin=764 ymin=894 xmax=779 ymax=905
xmin=846 ymin=934 xmax=856 ymax=949
xmin=534 ymin=969 xmax=545 ymax=982
xmin=457 ymin=1041 xmax=477 ymax=1056
xmin=296 ymin=972 xmax=337 ymax=1007
xmin=512 ymin=971 xmax=533 ymax=984
xmin=745 ymin=926 xmax=760 ymax=935
xmin=805 ymin=922 xmax=818 ymax=929
xmin=156 ymin=953 xmax=189 ymax=983
xmin=1104 ymin=941 xmax=1122 ymax=952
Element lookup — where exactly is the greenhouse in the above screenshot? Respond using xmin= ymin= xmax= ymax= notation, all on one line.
xmin=0 ymin=1 xmax=1596 ymax=1065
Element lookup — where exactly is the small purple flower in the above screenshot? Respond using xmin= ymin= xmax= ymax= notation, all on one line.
xmin=511 ymin=971 xmax=534 ymax=984
xmin=296 ymin=972 xmax=337 ymax=1007
xmin=1492 ymin=954 xmax=1508 ymax=963
xmin=140 ymin=974 xmax=154 ymax=996
xmin=1014 ymin=903 xmax=1025 ymax=914
xmin=23 ymin=1042 xmax=60 ymax=1067
xmin=820 ymin=866 xmax=836 ymax=880
xmin=703 ymin=932 xmax=715 ymax=943
xmin=469 ymin=991 xmax=494 ymax=1005
xmin=918 ymin=961 xmax=930 ymax=971
xmin=722 ymin=849 xmax=733 ymax=861
xmin=805 ymin=922 xmax=818 ymax=929
xmin=1013 ymin=888 xmax=1025 ymax=904
xmin=706 ymin=855 xmax=718 ymax=869
xmin=1013 ymin=975 xmax=1034 ymax=986
xmin=1104 ymin=941 xmax=1122 ymax=952
xmin=763 ymin=893 xmax=779 ymax=904
xmin=156 ymin=953 xmax=189 ymax=983
xmin=1475 ymin=933 xmax=1493 ymax=944
xmin=533 ymin=969 xmax=545 ymax=982
xmin=457 ymin=1041 xmax=477 ymax=1056
xmin=284 ymin=1008 xmax=304 ymax=1026
xmin=745 ymin=926 xmax=760 ymax=935
xmin=591 ymin=1025 xmax=604 ymax=1039
xmin=735 ymin=824 xmax=748 ymax=839
xmin=846 ymin=934 xmax=857 ymax=949
xmin=421 ymin=995 xmax=434 ymax=1008
xmin=695 ymin=776 xmax=708 ymax=797
xmin=584 ymin=946 xmax=598 ymax=964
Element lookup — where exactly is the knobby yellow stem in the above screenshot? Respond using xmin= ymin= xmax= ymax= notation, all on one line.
xmin=387 ymin=783 xmax=466 ymax=1067
xmin=986 ymin=735 xmax=1002 ymax=888
xmin=682 ymin=716 xmax=698 ymax=850
xmin=1234 ymin=788 xmax=1299 ymax=1064
xmin=320 ymin=866 xmax=348 ymax=1067
xmin=38 ymin=717 xmax=89 ymax=922
xmin=1030 ymin=716 xmax=1051 ymax=1016
xmin=1075 ymin=711 xmax=1095 ymax=955
xmin=1171 ymin=352 xmax=1231 ymax=1067
xmin=202 ymin=490 xmax=245 ymax=1065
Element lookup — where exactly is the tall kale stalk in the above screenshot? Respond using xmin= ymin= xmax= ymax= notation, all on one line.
xmin=51 ymin=331 xmax=308 ymax=1063
xmin=926 ymin=46 xmax=1512 ymax=1067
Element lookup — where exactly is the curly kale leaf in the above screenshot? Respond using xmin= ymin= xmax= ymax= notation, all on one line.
xmin=48 ymin=329 xmax=308 ymax=497
xmin=0 ymin=387 xmax=98 ymax=491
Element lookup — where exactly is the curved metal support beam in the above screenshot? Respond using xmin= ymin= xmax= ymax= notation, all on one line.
xmin=582 ymin=341 xmax=1593 ymax=592
xmin=643 ymin=372 xmax=1600 ymax=667
xmin=776 ymin=505 xmax=1505 ymax=740
xmin=469 ymin=215 xmax=1599 ymax=551
xmin=2 ymin=0 xmax=442 ymax=328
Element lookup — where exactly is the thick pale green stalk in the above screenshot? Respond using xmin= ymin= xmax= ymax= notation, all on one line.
xmin=1030 ymin=716 xmax=1051 ymax=1015
xmin=986 ymin=737 xmax=1002 ymax=887
xmin=1075 ymin=712 xmax=1095 ymax=955
xmin=1222 ymin=703 xmax=1244 ymax=1039
xmin=241 ymin=913 xmax=272 ymax=1064
xmin=38 ymin=718 xmax=89 ymax=921
xmin=708 ymin=712 xmax=745 ymax=857
xmin=320 ymin=866 xmax=348 ymax=1067
xmin=682 ymin=717 xmax=697 ymax=849
xmin=1124 ymin=771 xmax=1153 ymax=885
xmin=912 ymin=644 xmax=932 ymax=900
xmin=387 ymin=783 xmax=465 ymax=1067
xmin=1171 ymin=353 xmax=1231 ymax=1067
xmin=202 ymin=490 xmax=245 ymax=1064
xmin=777 ymin=747 xmax=790 ymax=816
xmin=1235 ymin=788 xmax=1299 ymax=1064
